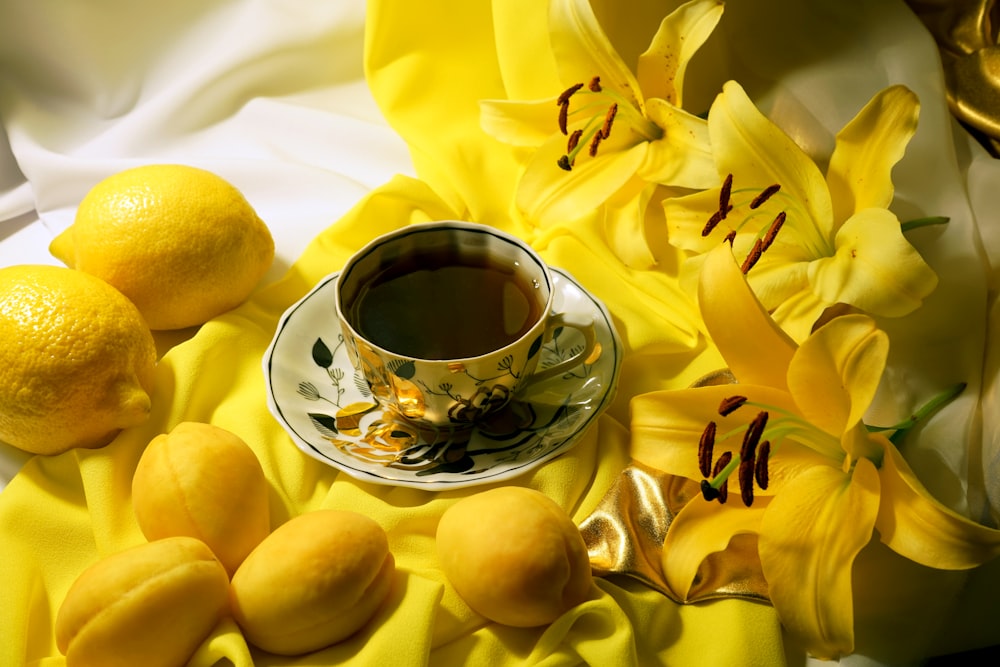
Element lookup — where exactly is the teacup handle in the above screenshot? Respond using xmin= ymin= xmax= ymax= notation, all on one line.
xmin=524 ymin=311 xmax=598 ymax=386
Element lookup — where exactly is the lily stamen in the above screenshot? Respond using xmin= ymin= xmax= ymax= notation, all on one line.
xmin=589 ymin=131 xmax=604 ymax=157
xmin=601 ymin=103 xmax=618 ymax=139
xmin=750 ymin=183 xmax=781 ymax=209
xmin=557 ymin=82 xmax=585 ymax=108
xmin=702 ymin=209 xmax=725 ymax=237
xmin=756 ymin=440 xmax=771 ymax=489
xmin=741 ymin=238 xmax=764 ymax=273
xmin=742 ymin=211 xmax=786 ymax=273
xmin=719 ymin=394 xmax=748 ymax=416
xmin=741 ymin=411 xmax=768 ymax=459
xmin=698 ymin=421 xmax=717 ymax=478
xmin=713 ymin=451 xmax=732 ymax=503
xmin=567 ymin=129 xmax=583 ymax=154
xmin=558 ymin=102 xmax=570 ymax=135
xmin=720 ymin=173 xmax=733 ymax=214
xmin=739 ymin=453 xmax=756 ymax=506
xmin=703 ymin=174 xmax=736 ymax=236
xmin=761 ymin=211 xmax=786 ymax=253
xmin=588 ymin=76 xmax=602 ymax=92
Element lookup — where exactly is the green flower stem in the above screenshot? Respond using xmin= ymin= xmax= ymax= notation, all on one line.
xmin=901 ymin=216 xmax=950 ymax=233
xmin=865 ymin=382 xmax=966 ymax=445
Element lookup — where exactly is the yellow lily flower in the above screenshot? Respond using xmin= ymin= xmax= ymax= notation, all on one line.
xmin=665 ymin=81 xmax=939 ymax=342
xmin=480 ymin=0 xmax=723 ymax=228
xmin=630 ymin=244 xmax=1000 ymax=659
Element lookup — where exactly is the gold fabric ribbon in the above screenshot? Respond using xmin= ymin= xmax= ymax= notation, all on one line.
xmin=580 ymin=461 xmax=770 ymax=604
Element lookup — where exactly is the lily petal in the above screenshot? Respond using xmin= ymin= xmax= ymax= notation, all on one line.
xmin=699 ymin=243 xmax=796 ymax=390
xmin=743 ymin=243 xmax=812 ymax=310
xmin=640 ymin=100 xmax=717 ymax=189
xmin=768 ymin=288 xmax=831 ymax=344
xmin=517 ymin=135 xmax=646 ymax=225
xmin=710 ymin=81 xmax=835 ymax=244
xmin=480 ymin=98 xmax=561 ymax=147
xmin=603 ymin=180 xmax=659 ymax=269
xmin=807 ymin=209 xmax=938 ymax=318
xmin=549 ymin=0 xmax=642 ymax=106
xmin=876 ymin=441 xmax=1000 ymax=569
xmin=759 ymin=457 xmax=880 ymax=659
xmin=826 ymin=85 xmax=920 ymax=225
xmin=661 ymin=495 xmax=769 ymax=601
xmin=636 ymin=0 xmax=725 ymax=107
xmin=787 ymin=314 xmax=888 ymax=437
xmin=664 ymin=188 xmax=721 ymax=253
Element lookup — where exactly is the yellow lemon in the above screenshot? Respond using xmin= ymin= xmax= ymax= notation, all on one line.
xmin=132 ymin=422 xmax=271 ymax=576
xmin=0 ymin=265 xmax=157 ymax=455
xmin=50 ymin=164 xmax=275 ymax=330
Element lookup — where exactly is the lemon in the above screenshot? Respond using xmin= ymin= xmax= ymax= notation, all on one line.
xmin=0 ymin=265 xmax=157 ymax=455
xmin=50 ymin=164 xmax=275 ymax=330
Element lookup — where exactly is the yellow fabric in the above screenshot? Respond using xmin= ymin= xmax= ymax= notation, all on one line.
xmin=0 ymin=175 xmax=789 ymax=666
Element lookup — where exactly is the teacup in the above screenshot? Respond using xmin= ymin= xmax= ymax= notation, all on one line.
xmin=334 ymin=221 xmax=596 ymax=430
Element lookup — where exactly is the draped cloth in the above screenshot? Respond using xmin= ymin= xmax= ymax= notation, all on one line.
xmin=2 ymin=1 xmax=1000 ymax=665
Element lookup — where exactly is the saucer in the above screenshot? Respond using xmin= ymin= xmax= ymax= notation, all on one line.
xmin=263 ymin=267 xmax=621 ymax=490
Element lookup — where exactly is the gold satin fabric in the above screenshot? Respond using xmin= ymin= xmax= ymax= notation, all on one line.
xmin=580 ymin=460 xmax=771 ymax=604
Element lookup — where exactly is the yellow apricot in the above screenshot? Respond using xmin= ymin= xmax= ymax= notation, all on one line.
xmin=436 ymin=486 xmax=593 ymax=627
xmin=132 ymin=421 xmax=271 ymax=575
xmin=230 ymin=509 xmax=395 ymax=655
xmin=55 ymin=536 xmax=229 ymax=667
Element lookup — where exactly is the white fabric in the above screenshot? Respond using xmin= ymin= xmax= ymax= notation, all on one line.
xmin=0 ymin=0 xmax=415 ymax=480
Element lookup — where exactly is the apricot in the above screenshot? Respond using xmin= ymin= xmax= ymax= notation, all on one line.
xmin=230 ymin=509 xmax=395 ymax=655
xmin=132 ymin=421 xmax=271 ymax=575
xmin=436 ymin=486 xmax=593 ymax=627
xmin=55 ymin=536 xmax=229 ymax=667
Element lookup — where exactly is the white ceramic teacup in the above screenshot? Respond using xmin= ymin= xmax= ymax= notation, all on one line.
xmin=334 ymin=221 xmax=596 ymax=430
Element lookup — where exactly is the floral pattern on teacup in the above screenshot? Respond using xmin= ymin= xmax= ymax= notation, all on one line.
xmin=296 ymin=330 xmax=599 ymax=474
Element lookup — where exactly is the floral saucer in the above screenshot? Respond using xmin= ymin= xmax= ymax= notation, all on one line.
xmin=263 ymin=267 xmax=621 ymax=490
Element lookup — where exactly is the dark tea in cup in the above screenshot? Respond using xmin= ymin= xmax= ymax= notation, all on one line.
xmin=349 ymin=248 xmax=544 ymax=360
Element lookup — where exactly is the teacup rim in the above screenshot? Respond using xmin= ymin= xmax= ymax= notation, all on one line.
xmin=333 ymin=220 xmax=555 ymax=363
